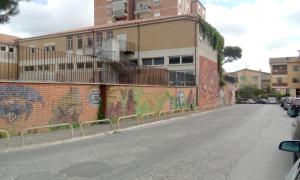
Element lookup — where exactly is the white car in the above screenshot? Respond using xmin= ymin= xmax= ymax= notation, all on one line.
xmin=268 ymin=97 xmax=277 ymax=104
xmin=279 ymin=141 xmax=300 ymax=180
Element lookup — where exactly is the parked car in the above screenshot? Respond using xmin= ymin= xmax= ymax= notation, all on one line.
xmin=268 ymin=97 xmax=277 ymax=104
xmin=281 ymin=97 xmax=288 ymax=107
xmin=284 ymin=97 xmax=294 ymax=110
xmin=246 ymin=99 xmax=256 ymax=104
xmin=288 ymin=98 xmax=300 ymax=117
xmin=279 ymin=141 xmax=300 ymax=180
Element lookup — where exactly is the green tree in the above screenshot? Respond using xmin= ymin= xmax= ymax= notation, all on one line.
xmin=222 ymin=46 xmax=242 ymax=65
xmin=0 ymin=0 xmax=28 ymax=24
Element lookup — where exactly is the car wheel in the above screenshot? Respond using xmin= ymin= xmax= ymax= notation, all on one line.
xmin=294 ymin=153 xmax=298 ymax=163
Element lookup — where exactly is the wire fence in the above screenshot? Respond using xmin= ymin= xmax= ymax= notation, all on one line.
xmin=0 ymin=43 xmax=195 ymax=86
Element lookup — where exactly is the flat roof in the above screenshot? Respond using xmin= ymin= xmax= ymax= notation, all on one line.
xmin=269 ymin=56 xmax=300 ymax=64
xmin=17 ymin=15 xmax=199 ymax=42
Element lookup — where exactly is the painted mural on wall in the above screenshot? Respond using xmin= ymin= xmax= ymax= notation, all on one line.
xmin=220 ymin=84 xmax=236 ymax=106
xmin=106 ymin=86 xmax=196 ymax=119
xmin=87 ymin=88 xmax=100 ymax=107
xmin=50 ymin=87 xmax=83 ymax=124
xmin=0 ymin=85 xmax=44 ymax=127
xmin=199 ymin=57 xmax=220 ymax=109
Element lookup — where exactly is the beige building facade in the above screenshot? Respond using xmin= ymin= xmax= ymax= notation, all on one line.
xmin=0 ymin=33 xmax=19 ymax=80
xmin=17 ymin=15 xmax=217 ymax=78
xmin=226 ymin=68 xmax=271 ymax=90
xmin=270 ymin=56 xmax=300 ymax=96
xmin=94 ymin=0 xmax=206 ymax=26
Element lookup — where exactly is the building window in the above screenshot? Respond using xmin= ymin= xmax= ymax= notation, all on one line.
xmin=77 ymin=35 xmax=83 ymax=49
xmin=240 ymin=76 xmax=246 ymax=81
xmin=153 ymin=57 xmax=164 ymax=65
xmin=253 ymin=76 xmax=258 ymax=81
xmin=59 ymin=63 xmax=65 ymax=70
xmin=67 ymin=35 xmax=73 ymax=50
xmin=38 ymin=65 xmax=49 ymax=71
xmin=87 ymin=34 xmax=93 ymax=48
xmin=153 ymin=0 xmax=160 ymax=6
xmin=154 ymin=10 xmax=160 ymax=17
xmin=0 ymin=46 xmax=6 ymax=51
xmin=45 ymin=45 xmax=55 ymax=52
xmin=106 ymin=31 xmax=113 ymax=40
xmin=293 ymin=66 xmax=300 ymax=72
xmin=77 ymin=62 xmax=84 ymax=69
xmin=293 ymin=78 xmax=300 ymax=83
xmin=9 ymin=47 xmax=14 ymax=53
xmin=97 ymin=62 xmax=102 ymax=69
xmin=277 ymin=77 xmax=283 ymax=83
xmin=66 ymin=63 xmax=74 ymax=70
xmin=85 ymin=62 xmax=93 ymax=69
xmin=169 ymin=56 xmax=180 ymax=64
xmin=96 ymin=32 xmax=102 ymax=45
xmin=142 ymin=58 xmax=153 ymax=65
xmin=24 ymin=66 xmax=34 ymax=72
xmin=182 ymin=56 xmax=194 ymax=64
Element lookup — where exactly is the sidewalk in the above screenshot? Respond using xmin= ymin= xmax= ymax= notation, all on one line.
xmin=0 ymin=106 xmax=232 ymax=150
xmin=0 ymin=107 xmax=220 ymax=150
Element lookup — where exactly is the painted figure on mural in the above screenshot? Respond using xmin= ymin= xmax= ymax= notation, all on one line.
xmin=0 ymin=85 xmax=44 ymax=127
xmin=88 ymin=88 xmax=100 ymax=107
xmin=176 ymin=89 xmax=185 ymax=108
xmin=50 ymin=87 xmax=83 ymax=124
xmin=126 ymin=89 xmax=136 ymax=115
xmin=200 ymin=59 xmax=219 ymax=106
xmin=187 ymin=89 xmax=195 ymax=106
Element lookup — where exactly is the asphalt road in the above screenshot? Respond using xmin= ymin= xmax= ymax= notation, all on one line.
xmin=0 ymin=104 xmax=293 ymax=180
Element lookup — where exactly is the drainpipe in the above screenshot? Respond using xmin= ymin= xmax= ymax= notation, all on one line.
xmin=138 ymin=24 xmax=140 ymax=65
xmin=195 ymin=20 xmax=199 ymax=107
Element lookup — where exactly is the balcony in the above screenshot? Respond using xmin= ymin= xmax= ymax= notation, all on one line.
xmin=112 ymin=9 xmax=128 ymax=17
xmin=272 ymin=83 xmax=288 ymax=87
xmin=112 ymin=0 xmax=128 ymax=17
xmin=135 ymin=4 xmax=151 ymax=13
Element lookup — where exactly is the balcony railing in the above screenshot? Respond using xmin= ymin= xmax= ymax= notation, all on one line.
xmin=272 ymin=83 xmax=288 ymax=87
xmin=135 ymin=4 xmax=151 ymax=13
xmin=112 ymin=9 xmax=128 ymax=17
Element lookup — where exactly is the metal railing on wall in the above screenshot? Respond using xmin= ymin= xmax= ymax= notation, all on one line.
xmin=0 ymin=42 xmax=196 ymax=86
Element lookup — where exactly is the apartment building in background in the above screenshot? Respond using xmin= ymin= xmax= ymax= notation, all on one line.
xmin=0 ymin=33 xmax=19 ymax=79
xmin=226 ymin=68 xmax=271 ymax=90
xmin=94 ymin=0 xmax=206 ymax=26
xmin=269 ymin=56 xmax=300 ymax=96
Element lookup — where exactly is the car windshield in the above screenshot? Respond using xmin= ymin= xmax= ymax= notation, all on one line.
xmin=288 ymin=98 xmax=293 ymax=103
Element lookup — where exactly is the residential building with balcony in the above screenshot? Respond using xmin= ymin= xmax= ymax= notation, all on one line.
xmin=226 ymin=68 xmax=271 ymax=90
xmin=270 ymin=56 xmax=300 ymax=96
xmin=94 ymin=0 xmax=206 ymax=26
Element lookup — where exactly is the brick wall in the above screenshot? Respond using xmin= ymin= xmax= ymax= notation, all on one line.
xmin=0 ymin=82 xmax=100 ymax=133
xmin=104 ymin=85 xmax=197 ymax=119
xmin=198 ymin=56 xmax=220 ymax=109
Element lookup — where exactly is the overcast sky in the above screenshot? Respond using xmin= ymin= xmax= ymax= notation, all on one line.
xmin=0 ymin=0 xmax=299 ymax=73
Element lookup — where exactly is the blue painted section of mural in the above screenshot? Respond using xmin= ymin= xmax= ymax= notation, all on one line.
xmin=0 ymin=85 xmax=44 ymax=125
xmin=88 ymin=89 xmax=100 ymax=107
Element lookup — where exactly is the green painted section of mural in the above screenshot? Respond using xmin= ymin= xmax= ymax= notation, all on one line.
xmin=106 ymin=86 xmax=196 ymax=119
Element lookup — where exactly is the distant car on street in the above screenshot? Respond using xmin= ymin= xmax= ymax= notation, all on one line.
xmin=268 ymin=97 xmax=277 ymax=104
xmin=288 ymin=98 xmax=300 ymax=117
xmin=246 ymin=99 xmax=256 ymax=104
xmin=284 ymin=97 xmax=294 ymax=110
xmin=279 ymin=141 xmax=300 ymax=180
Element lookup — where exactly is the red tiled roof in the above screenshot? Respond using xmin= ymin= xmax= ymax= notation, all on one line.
xmin=0 ymin=33 xmax=19 ymax=43
xmin=17 ymin=15 xmax=200 ymax=41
